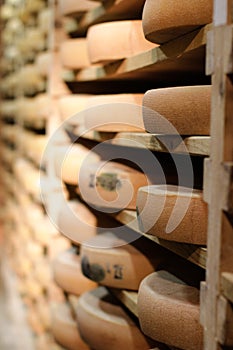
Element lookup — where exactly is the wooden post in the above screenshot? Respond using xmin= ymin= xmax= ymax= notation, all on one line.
xmin=202 ymin=1 xmax=233 ymax=349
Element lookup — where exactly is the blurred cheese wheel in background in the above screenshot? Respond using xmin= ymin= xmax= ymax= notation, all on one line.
xmin=59 ymin=0 xmax=98 ymax=16
xmin=36 ymin=51 xmax=52 ymax=77
xmin=142 ymin=0 xmax=213 ymax=43
xmin=60 ymin=39 xmax=90 ymax=69
xmin=53 ymin=247 xmax=96 ymax=295
xmin=87 ymin=20 xmax=155 ymax=64
xmin=58 ymin=94 xmax=89 ymax=122
xmin=51 ymin=302 xmax=89 ymax=350
xmin=138 ymin=271 xmax=203 ymax=350
xmin=80 ymin=233 xmax=163 ymax=289
xmin=143 ymin=86 xmax=211 ymax=135
xmin=84 ymin=93 xmax=144 ymax=132
xmin=76 ymin=287 xmax=155 ymax=350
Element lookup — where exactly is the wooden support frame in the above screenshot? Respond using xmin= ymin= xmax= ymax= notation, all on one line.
xmin=201 ymin=1 xmax=233 ymax=349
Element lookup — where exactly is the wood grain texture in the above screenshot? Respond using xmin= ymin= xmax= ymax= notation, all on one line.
xmin=142 ymin=0 xmax=213 ymax=43
xmin=137 ymin=185 xmax=208 ymax=245
xmin=87 ymin=20 xmax=155 ymax=64
xmin=138 ymin=271 xmax=203 ymax=350
xmin=143 ymin=86 xmax=211 ymax=135
xmin=76 ymin=287 xmax=156 ymax=350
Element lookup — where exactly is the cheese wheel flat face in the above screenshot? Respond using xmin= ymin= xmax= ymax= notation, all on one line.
xmin=80 ymin=234 xmax=161 ymax=290
xmin=52 ymin=302 xmax=89 ymax=350
xmin=136 ymin=185 xmax=207 ymax=244
xmin=53 ymin=248 xmax=96 ymax=295
xmin=57 ymin=200 xmax=98 ymax=243
xmin=54 ymin=144 xmax=100 ymax=185
xmin=79 ymin=161 xmax=149 ymax=210
xmin=84 ymin=94 xmax=144 ymax=132
xmin=58 ymin=95 xmax=90 ymax=121
xmin=143 ymin=86 xmax=211 ymax=135
xmin=60 ymin=39 xmax=90 ymax=69
xmin=142 ymin=0 xmax=213 ymax=43
xmin=59 ymin=0 xmax=98 ymax=16
xmin=76 ymin=287 xmax=155 ymax=349
xmin=87 ymin=20 xmax=155 ymax=64
xmin=138 ymin=271 xmax=203 ymax=350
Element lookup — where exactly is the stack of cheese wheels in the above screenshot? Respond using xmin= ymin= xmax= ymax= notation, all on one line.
xmin=138 ymin=271 xmax=203 ymax=349
xmin=79 ymin=160 xmax=149 ymax=210
xmin=60 ymin=39 xmax=90 ymax=70
xmin=18 ymin=64 xmax=45 ymax=94
xmin=53 ymin=247 xmax=96 ymax=295
xmin=87 ymin=20 xmax=156 ymax=64
xmin=136 ymin=185 xmax=208 ymax=245
xmin=80 ymin=233 xmax=164 ymax=289
xmin=142 ymin=0 xmax=213 ymax=44
xmin=51 ymin=302 xmax=89 ymax=350
xmin=59 ymin=0 xmax=98 ymax=16
xmin=76 ymin=287 xmax=158 ymax=349
xmin=54 ymin=144 xmax=100 ymax=185
xmin=84 ymin=93 xmax=144 ymax=132
xmin=57 ymin=200 xmax=99 ymax=244
xmin=142 ymin=86 xmax=211 ymax=135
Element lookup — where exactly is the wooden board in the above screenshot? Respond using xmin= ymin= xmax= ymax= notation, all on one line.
xmin=80 ymin=233 xmax=163 ymax=290
xmin=142 ymin=0 xmax=213 ymax=44
xmin=51 ymin=302 xmax=89 ymax=350
xmin=143 ymin=85 xmax=211 ymax=135
xmin=110 ymin=289 xmax=138 ymax=317
xmin=53 ymin=248 xmax=97 ymax=295
xmin=60 ymin=39 xmax=90 ymax=70
xmin=79 ymin=160 xmax=149 ymax=210
xmin=138 ymin=271 xmax=203 ymax=350
xmin=221 ymin=272 xmax=233 ymax=304
xmin=76 ymin=286 xmax=157 ymax=349
xmin=84 ymin=93 xmax=144 ymax=132
xmin=136 ymin=185 xmax=208 ymax=245
xmin=87 ymin=20 xmax=155 ymax=64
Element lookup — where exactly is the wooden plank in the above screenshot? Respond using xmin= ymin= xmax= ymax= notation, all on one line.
xmin=112 ymin=210 xmax=207 ymax=269
xmin=65 ymin=0 xmax=146 ymax=36
xmin=217 ymin=296 xmax=233 ymax=346
xmin=110 ymin=289 xmax=138 ymax=317
xmin=221 ymin=272 xmax=233 ymax=304
xmin=63 ymin=24 xmax=211 ymax=85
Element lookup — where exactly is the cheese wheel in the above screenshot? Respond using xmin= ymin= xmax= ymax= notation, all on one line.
xmin=142 ymin=0 xmax=213 ymax=44
xmin=59 ymin=0 xmax=98 ymax=16
xmin=87 ymin=20 xmax=156 ymax=64
xmin=84 ymin=94 xmax=144 ymax=132
xmin=51 ymin=302 xmax=89 ymax=350
xmin=76 ymin=287 xmax=155 ymax=349
xmin=35 ymin=93 xmax=50 ymax=119
xmin=53 ymin=248 xmax=96 ymax=295
xmin=143 ymin=86 xmax=211 ymax=135
xmin=54 ymin=144 xmax=100 ymax=185
xmin=58 ymin=95 xmax=89 ymax=121
xmin=136 ymin=185 xmax=207 ymax=244
xmin=80 ymin=234 xmax=162 ymax=289
xmin=60 ymin=39 xmax=90 ymax=69
xmin=57 ymin=200 xmax=98 ymax=243
xmin=38 ymin=8 xmax=52 ymax=34
xmin=0 ymin=100 xmax=17 ymax=118
xmin=36 ymin=52 xmax=52 ymax=77
xmin=18 ymin=64 xmax=45 ymax=94
xmin=79 ymin=160 xmax=149 ymax=210
xmin=138 ymin=271 xmax=203 ymax=350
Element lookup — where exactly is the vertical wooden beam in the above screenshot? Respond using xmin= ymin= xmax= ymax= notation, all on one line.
xmin=203 ymin=1 xmax=233 ymax=349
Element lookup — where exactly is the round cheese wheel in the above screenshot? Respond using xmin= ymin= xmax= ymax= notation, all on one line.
xmin=142 ymin=0 xmax=213 ymax=44
xmin=18 ymin=64 xmax=45 ymax=94
xmin=38 ymin=8 xmax=52 ymax=34
xmin=54 ymin=144 xmax=100 ymax=185
xmin=138 ymin=271 xmax=203 ymax=350
xmin=51 ymin=302 xmax=89 ymax=350
xmin=80 ymin=234 xmax=162 ymax=289
xmin=136 ymin=184 xmax=208 ymax=244
xmin=87 ymin=20 xmax=156 ymax=64
xmin=143 ymin=86 xmax=211 ymax=135
xmin=58 ymin=94 xmax=89 ymax=121
xmin=36 ymin=52 xmax=52 ymax=77
xmin=84 ymin=94 xmax=144 ymax=132
xmin=76 ymin=287 xmax=154 ymax=349
xmin=0 ymin=100 xmax=17 ymax=118
xmin=60 ymin=39 xmax=90 ymax=69
xmin=79 ymin=160 xmax=149 ymax=210
xmin=59 ymin=0 xmax=98 ymax=16
xmin=53 ymin=248 xmax=96 ymax=295
xmin=57 ymin=200 xmax=98 ymax=244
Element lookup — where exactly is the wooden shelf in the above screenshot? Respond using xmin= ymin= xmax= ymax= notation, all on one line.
xmin=112 ymin=210 xmax=207 ymax=269
xmin=63 ymin=24 xmax=211 ymax=87
xmin=110 ymin=289 xmax=138 ymax=317
xmin=221 ymin=272 xmax=233 ymax=304
xmin=64 ymin=0 xmax=146 ymax=36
